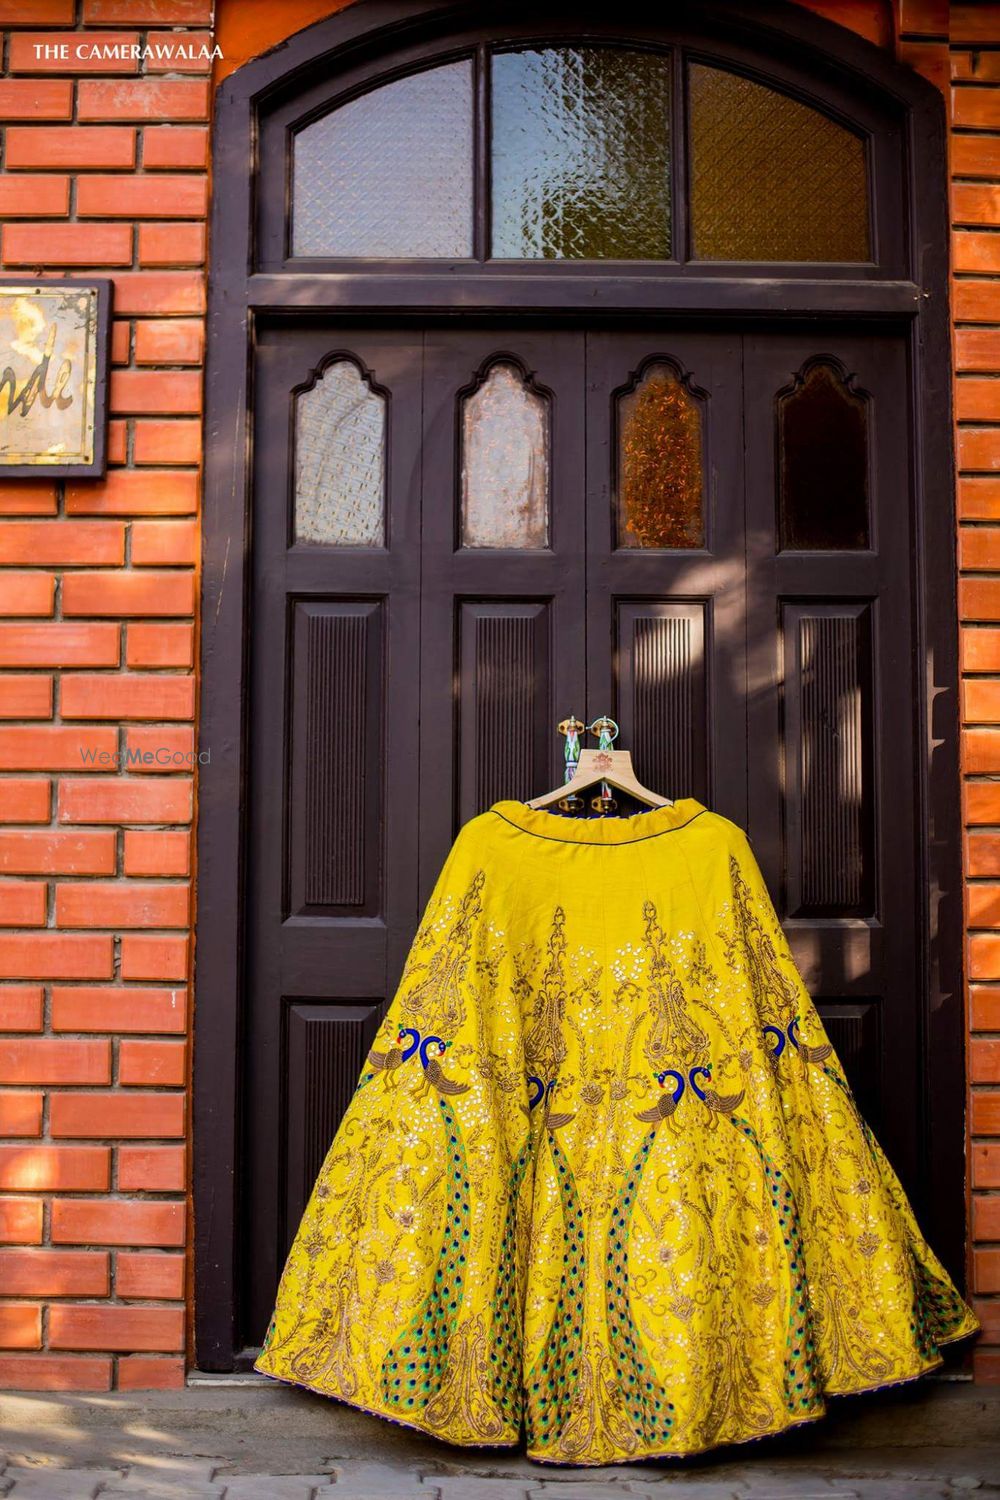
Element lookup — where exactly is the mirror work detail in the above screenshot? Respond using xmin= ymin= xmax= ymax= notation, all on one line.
xmin=290 ymin=50 xmax=871 ymax=263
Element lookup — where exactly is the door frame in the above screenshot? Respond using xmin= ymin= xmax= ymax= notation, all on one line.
xmin=195 ymin=0 xmax=960 ymax=1370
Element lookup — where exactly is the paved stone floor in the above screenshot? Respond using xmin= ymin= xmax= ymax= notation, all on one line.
xmin=0 ymin=1379 xmax=997 ymax=1499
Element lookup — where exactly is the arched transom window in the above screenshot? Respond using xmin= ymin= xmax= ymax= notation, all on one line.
xmin=288 ymin=46 xmax=871 ymax=264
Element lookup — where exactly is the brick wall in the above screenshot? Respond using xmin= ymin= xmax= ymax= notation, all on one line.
xmin=0 ymin=0 xmax=996 ymax=1391
xmin=0 ymin=0 xmax=205 ymax=1391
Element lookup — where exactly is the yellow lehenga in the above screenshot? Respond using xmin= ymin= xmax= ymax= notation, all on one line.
xmin=256 ymin=799 xmax=979 ymax=1465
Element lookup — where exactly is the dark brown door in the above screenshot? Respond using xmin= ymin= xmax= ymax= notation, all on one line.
xmin=241 ymin=324 xmax=920 ymax=1349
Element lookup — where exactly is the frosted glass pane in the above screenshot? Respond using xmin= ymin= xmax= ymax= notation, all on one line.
xmin=491 ymin=47 xmax=671 ymax=260
xmin=461 ymin=362 xmax=549 ymax=548
xmin=778 ymin=360 xmax=869 ymax=550
xmin=292 ymin=62 xmax=473 ymax=257
xmin=617 ymin=363 xmax=704 ymax=549
xmin=295 ymin=360 xmax=385 ymax=546
xmin=689 ymin=65 xmax=870 ymax=262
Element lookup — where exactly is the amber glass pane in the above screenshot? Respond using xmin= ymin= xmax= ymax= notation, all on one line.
xmin=491 ymin=47 xmax=671 ymax=260
xmin=461 ymin=362 xmax=549 ymax=548
xmin=689 ymin=65 xmax=870 ymax=262
xmin=777 ymin=360 xmax=869 ymax=550
xmin=292 ymin=62 xmax=473 ymax=257
xmin=295 ymin=360 xmax=385 ymax=546
xmin=617 ymin=363 xmax=704 ymax=549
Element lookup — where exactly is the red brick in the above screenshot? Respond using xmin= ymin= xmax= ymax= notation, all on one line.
xmin=133 ymin=319 xmax=204 ymax=366
xmin=0 ymin=0 xmax=74 ymax=14
xmin=0 ymin=521 xmax=124 ymax=567
xmin=0 ymin=728 xmax=119 ymax=773
xmin=0 ymin=624 xmax=120 ymax=669
xmin=111 ymin=271 xmax=204 ymax=316
xmin=0 ymin=1198 xmax=43 ymax=1243
xmin=78 ymin=78 xmax=210 ymax=122
xmin=84 ymin=0 xmax=211 ymax=16
xmin=0 ymin=574 xmax=55 ymax=617
xmin=953 ymin=51 xmax=1000 ymax=82
xmin=0 ymin=934 xmax=113 ymax=981
xmin=126 ymin=623 xmax=194 ymax=670
xmin=974 ymin=1195 xmax=1000 ymax=1244
xmin=953 ymin=135 xmax=1000 ymax=179
xmin=969 ymin=934 xmax=1000 ymax=981
xmin=138 ymin=222 xmax=206 ymax=268
xmin=975 ymin=1248 xmax=1000 ymax=1294
xmin=972 ymin=986 xmax=1000 ymax=1029
xmin=972 ymin=1092 xmax=1000 ymax=1134
xmin=0 ymin=1092 xmax=42 ymax=1136
xmin=66 ymin=469 xmax=199 ymax=516
xmin=61 ymin=675 xmax=194 ymax=722
xmin=0 ymin=987 xmax=43 ymax=1032
xmin=51 ymin=1196 xmax=184 ymax=1246
xmin=0 ymin=1038 xmax=110 ymax=1086
xmin=5 ymin=126 xmax=136 ymax=169
xmin=0 ymin=781 xmax=50 ymax=825
xmin=0 ymin=1249 xmax=109 ymax=1297
xmin=973 ymin=1036 xmax=1000 ymax=1083
xmin=0 ymin=1145 xmax=109 ymax=1191
xmin=958 ymin=382 xmax=1000 ymax=425
xmin=119 ymin=933 xmax=188 ymax=982
xmin=119 ymin=1039 xmax=186 ymax=1086
xmin=8 ymin=32 xmax=139 ymax=73
xmin=953 ymin=184 xmax=1000 ymax=228
xmin=111 ymin=322 xmax=130 ymax=364
xmin=118 ymin=1144 xmax=184 ymax=1191
xmin=0 ymin=1305 xmax=40 ymax=1349
xmin=0 ymin=881 xmax=47 ymax=927
xmin=117 ymin=1353 xmax=184 ymax=1388
xmin=123 ymin=830 xmax=191 ymax=876
xmin=0 ymin=676 xmax=52 ymax=720
xmin=960 ymin=480 xmax=1000 ymax=521
xmin=3 ymin=222 xmax=132 ymax=268
xmin=62 ymin=572 xmax=195 ymax=618
xmin=954 ymin=281 xmax=1000 ymax=323
xmin=956 ymin=330 xmax=1000 ymax=374
xmin=144 ymin=29 xmax=214 ymax=72
xmin=106 ymin=419 xmax=129 ymax=465
xmin=51 ymin=1091 xmax=184 ymax=1138
xmin=50 ymin=1303 xmax=184 ymax=1352
xmin=959 ymin=429 xmax=1000 ymax=472
xmin=961 ymin=580 xmax=1000 ymax=623
xmin=965 ymin=680 xmax=1000 ymax=721
xmin=132 ymin=422 xmax=201 ymax=468
xmin=0 ymin=830 xmax=115 ymax=876
xmin=51 ymin=985 xmax=186 ymax=1034
xmin=123 ymin=726 xmax=194 ymax=771
xmin=110 ymin=370 xmax=201 ymax=416
xmin=59 ymin=778 xmax=192 ymax=825
xmin=0 ymin=80 xmax=72 ymax=119
xmin=142 ymin=125 xmax=208 ymax=169
xmin=0 ymin=1353 xmax=111 ymax=1390
xmin=116 ymin=1251 xmax=184 ymax=1299
xmin=0 ymin=177 xmax=70 ymax=218
xmin=79 ymin=176 xmax=208 ymax=220
xmin=55 ymin=881 xmax=189 ymax=930
xmin=955 ymin=232 xmax=1000 ymax=276
xmin=132 ymin=521 xmax=198 ymax=567
xmin=0 ymin=482 xmax=58 ymax=516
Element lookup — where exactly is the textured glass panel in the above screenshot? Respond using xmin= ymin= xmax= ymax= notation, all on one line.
xmin=292 ymin=62 xmax=473 ymax=257
xmin=461 ymin=362 xmax=549 ymax=548
xmin=491 ymin=47 xmax=671 ymax=260
xmin=617 ymin=363 xmax=704 ymax=549
xmin=778 ymin=360 xmax=869 ymax=550
xmin=689 ymin=64 xmax=870 ymax=262
xmin=295 ymin=360 xmax=385 ymax=546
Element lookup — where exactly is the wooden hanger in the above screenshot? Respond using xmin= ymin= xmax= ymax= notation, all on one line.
xmin=528 ymin=717 xmax=672 ymax=810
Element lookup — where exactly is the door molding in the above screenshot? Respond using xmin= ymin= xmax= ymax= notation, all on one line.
xmin=196 ymin=0 xmax=959 ymax=1369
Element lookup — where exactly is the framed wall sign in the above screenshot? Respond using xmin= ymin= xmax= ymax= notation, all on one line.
xmin=0 ymin=279 xmax=112 ymax=478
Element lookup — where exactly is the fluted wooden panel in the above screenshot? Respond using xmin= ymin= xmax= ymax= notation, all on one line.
xmin=283 ymin=1002 xmax=381 ymax=1251
xmin=784 ymin=603 xmax=874 ymax=916
xmin=616 ymin=602 xmax=707 ymax=800
xmin=289 ymin=601 xmax=383 ymax=916
xmin=458 ymin=602 xmax=550 ymax=824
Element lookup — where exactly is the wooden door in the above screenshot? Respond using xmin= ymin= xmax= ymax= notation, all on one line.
xmin=241 ymin=323 xmax=923 ymax=1349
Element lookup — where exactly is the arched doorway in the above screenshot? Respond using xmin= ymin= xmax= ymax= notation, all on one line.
xmin=195 ymin=1 xmax=962 ymax=1369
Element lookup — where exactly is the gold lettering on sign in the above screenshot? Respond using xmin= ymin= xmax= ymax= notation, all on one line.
xmin=0 ymin=286 xmax=101 ymax=468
